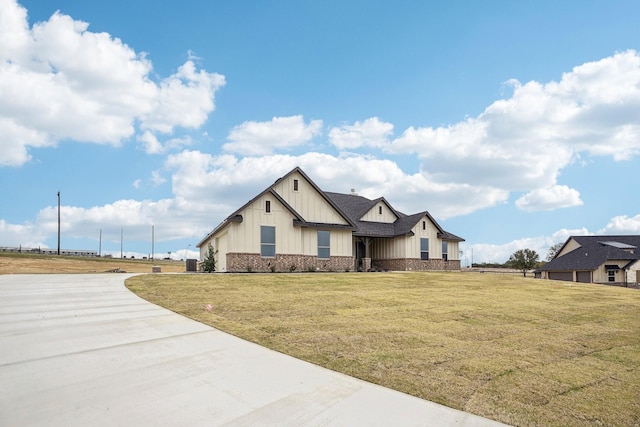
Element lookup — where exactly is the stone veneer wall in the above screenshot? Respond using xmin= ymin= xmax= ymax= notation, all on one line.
xmin=226 ymin=253 xmax=354 ymax=272
xmin=373 ymin=258 xmax=461 ymax=271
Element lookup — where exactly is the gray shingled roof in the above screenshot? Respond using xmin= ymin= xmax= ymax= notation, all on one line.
xmin=198 ymin=167 xmax=465 ymax=246
xmin=325 ymin=191 xmax=464 ymax=241
xmin=539 ymin=235 xmax=640 ymax=271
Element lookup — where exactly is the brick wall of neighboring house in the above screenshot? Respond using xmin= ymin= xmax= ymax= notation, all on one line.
xmin=226 ymin=253 xmax=355 ymax=273
xmin=373 ymin=258 xmax=461 ymax=272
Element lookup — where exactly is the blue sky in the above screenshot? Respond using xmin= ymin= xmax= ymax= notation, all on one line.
xmin=1 ymin=0 xmax=639 ymax=263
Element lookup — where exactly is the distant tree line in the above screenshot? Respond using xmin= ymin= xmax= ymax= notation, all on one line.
xmin=471 ymin=243 xmax=564 ymax=277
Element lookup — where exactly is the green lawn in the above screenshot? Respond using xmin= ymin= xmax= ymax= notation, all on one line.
xmin=126 ymin=272 xmax=640 ymax=426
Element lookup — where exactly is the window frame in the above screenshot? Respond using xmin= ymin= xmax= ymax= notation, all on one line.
xmin=293 ymin=179 xmax=299 ymax=192
xmin=260 ymin=226 xmax=276 ymax=258
xmin=442 ymin=241 xmax=448 ymax=261
xmin=420 ymin=238 xmax=429 ymax=260
xmin=317 ymin=230 xmax=330 ymax=259
xmin=608 ymin=270 xmax=615 ymax=282
xmin=265 ymin=200 xmax=271 ymax=213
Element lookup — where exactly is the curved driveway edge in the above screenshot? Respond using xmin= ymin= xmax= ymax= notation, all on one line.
xmin=0 ymin=274 xmax=508 ymax=426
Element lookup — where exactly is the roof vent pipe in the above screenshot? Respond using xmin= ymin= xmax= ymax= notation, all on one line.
xmin=350 ymin=188 xmax=358 ymax=196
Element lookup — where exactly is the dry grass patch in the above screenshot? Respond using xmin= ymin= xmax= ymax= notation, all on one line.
xmin=126 ymin=272 xmax=640 ymax=426
xmin=0 ymin=252 xmax=185 ymax=274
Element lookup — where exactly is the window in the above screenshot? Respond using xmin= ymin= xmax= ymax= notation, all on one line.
xmin=608 ymin=270 xmax=615 ymax=282
xmin=261 ymin=226 xmax=275 ymax=257
xmin=422 ymin=221 xmax=426 ymax=230
xmin=318 ymin=230 xmax=330 ymax=259
xmin=442 ymin=241 xmax=448 ymax=261
xmin=265 ymin=200 xmax=271 ymax=213
xmin=293 ymin=179 xmax=299 ymax=191
xmin=420 ymin=238 xmax=429 ymax=260
xmin=379 ymin=206 xmax=382 ymax=215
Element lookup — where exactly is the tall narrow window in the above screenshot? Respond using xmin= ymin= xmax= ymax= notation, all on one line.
xmin=422 ymin=221 xmax=426 ymax=230
xmin=442 ymin=241 xmax=448 ymax=261
xmin=318 ymin=230 xmax=330 ymax=259
xmin=608 ymin=270 xmax=615 ymax=282
xmin=293 ymin=179 xmax=299 ymax=191
xmin=265 ymin=200 xmax=271 ymax=213
xmin=261 ymin=226 xmax=275 ymax=257
xmin=420 ymin=238 xmax=429 ymax=260
xmin=379 ymin=206 xmax=383 ymax=215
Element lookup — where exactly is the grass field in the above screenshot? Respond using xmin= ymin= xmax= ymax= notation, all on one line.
xmin=0 ymin=252 xmax=185 ymax=274
xmin=126 ymin=272 xmax=640 ymax=427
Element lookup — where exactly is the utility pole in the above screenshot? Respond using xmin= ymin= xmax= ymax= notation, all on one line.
xmin=99 ymin=228 xmax=102 ymax=257
xmin=120 ymin=226 xmax=123 ymax=258
xmin=151 ymin=225 xmax=155 ymax=259
xmin=57 ymin=191 xmax=61 ymax=255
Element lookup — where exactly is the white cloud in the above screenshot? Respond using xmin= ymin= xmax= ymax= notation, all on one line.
xmin=132 ymin=179 xmax=142 ymax=189
xmin=0 ymin=219 xmax=45 ymax=248
xmin=222 ymin=115 xmax=323 ymax=155
xmin=515 ymin=185 xmax=583 ymax=211
xmin=137 ymin=130 xmax=193 ymax=154
xmin=328 ymin=117 xmax=393 ymax=150
xmin=164 ymin=151 xmax=508 ymax=220
xmin=151 ymin=170 xmax=166 ymax=186
xmin=0 ymin=0 xmax=224 ymax=167
xmin=35 ymin=198 xmax=210 ymax=243
xmin=361 ymin=50 xmax=640 ymax=210
xmin=598 ymin=214 xmax=640 ymax=234
xmin=462 ymin=227 xmax=592 ymax=265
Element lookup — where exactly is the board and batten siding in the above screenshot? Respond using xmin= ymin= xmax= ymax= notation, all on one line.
xmin=230 ymin=194 xmax=301 ymax=255
xmin=360 ymin=202 xmax=397 ymax=223
xmin=215 ymin=231 xmax=228 ymax=272
xmin=557 ymin=238 xmax=581 ymax=257
xmin=405 ymin=217 xmax=441 ymax=259
xmin=371 ymin=237 xmax=406 ymax=259
xmin=210 ymin=193 xmax=353 ymax=258
xmin=300 ymin=228 xmax=352 ymax=256
xmin=272 ymin=171 xmax=350 ymax=226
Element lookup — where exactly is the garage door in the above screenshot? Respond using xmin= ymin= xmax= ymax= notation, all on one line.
xmin=576 ymin=271 xmax=591 ymax=283
xmin=548 ymin=271 xmax=573 ymax=282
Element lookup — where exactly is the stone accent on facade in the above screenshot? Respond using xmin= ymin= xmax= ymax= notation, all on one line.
xmin=372 ymin=258 xmax=461 ymax=272
xmin=226 ymin=253 xmax=355 ymax=273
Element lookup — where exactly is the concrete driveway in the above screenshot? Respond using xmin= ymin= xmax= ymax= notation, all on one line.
xmin=0 ymin=274 xmax=507 ymax=426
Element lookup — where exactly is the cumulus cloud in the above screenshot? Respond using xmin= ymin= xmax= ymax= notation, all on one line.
xmin=35 ymin=198 xmax=211 ymax=243
xmin=462 ymin=227 xmax=592 ymax=264
xmin=164 ymin=151 xmax=508 ymax=220
xmin=515 ymin=185 xmax=583 ymax=211
xmin=222 ymin=115 xmax=323 ymax=155
xmin=0 ymin=219 xmax=45 ymax=248
xmin=137 ymin=131 xmax=193 ymax=154
xmin=328 ymin=117 xmax=393 ymax=150
xmin=598 ymin=214 xmax=640 ymax=234
xmin=323 ymin=51 xmax=640 ymax=211
xmin=0 ymin=0 xmax=224 ymax=167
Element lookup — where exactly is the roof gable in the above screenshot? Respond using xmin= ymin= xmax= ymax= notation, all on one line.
xmin=271 ymin=168 xmax=356 ymax=227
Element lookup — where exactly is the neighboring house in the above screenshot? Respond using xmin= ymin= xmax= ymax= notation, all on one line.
xmin=196 ymin=167 xmax=464 ymax=272
xmin=538 ymin=235 xmax=640 ymax=287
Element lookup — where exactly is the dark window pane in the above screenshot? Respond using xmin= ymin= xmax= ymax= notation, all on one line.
xmin=318 ymin=247 xmax=330 ymax=259
xmin=261 ymin=244 xmax=275 ymax=257
xmin=261 ymin=226 xmax=275 ymax=244
xmin=318 ymin=230 xmax=330 ymax=247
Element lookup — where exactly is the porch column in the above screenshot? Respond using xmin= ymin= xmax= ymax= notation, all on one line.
xmin=363 ymin=237 xmax=372 ymax=271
